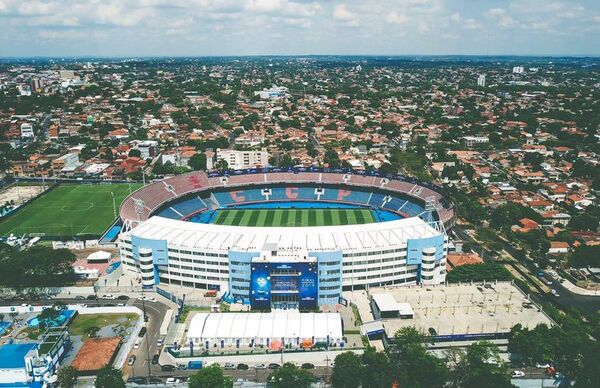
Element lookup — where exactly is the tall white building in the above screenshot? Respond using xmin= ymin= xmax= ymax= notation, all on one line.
xmin=212 ymin=148 xmax=269 ymax=170
xmin=512 ymin=66 xmax=525 ymax=74
xmin=20 ymin=123 xmax=34 ymax=139
xmin=477 ymin=74 xmax=486 ymax=87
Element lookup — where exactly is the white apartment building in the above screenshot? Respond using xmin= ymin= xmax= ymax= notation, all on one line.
xmin=211 ymin=148 xmax=269 ymax=170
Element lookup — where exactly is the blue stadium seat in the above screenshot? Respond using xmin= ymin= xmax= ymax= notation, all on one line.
xmin=213 ymin=192 xmax=234 ymax=206
xmin=401 ymin=201 xmax=425 ymax=216
xmin=344 ymin=190 xmax=371 ymax=204
xmin=157 ymin=207 xmax=182 ymax=219
xmin=239 ymin=189 xmax=264 ymax=202
xmin=319 ymin=188 xmax=341 ymax=201
xmin=368 ymin=193 xmax=387 ymax=208
xmin=384 ymin=198 xmax=408 ymax=211
xmin=171 ymin=197 xmax=205 ymax=216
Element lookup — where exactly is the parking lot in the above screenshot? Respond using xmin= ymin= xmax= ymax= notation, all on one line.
xmin=363 ymin=281 xmax=554 ymax=337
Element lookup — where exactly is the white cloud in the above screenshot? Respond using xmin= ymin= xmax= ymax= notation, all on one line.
xmin=386 ymin=11 xmax=408 ymax=25
xmin=450 ymin=12 xmax=460 ymax=23
xmin=485 ymin=8 xmax=516 ymax=28
xmin=418 ymin=22 xmax=430 ymax=33
xmin=332 ymin=3 xmax=359 ymax=26
xmin=333 ymin=4 xmax=352 ymax=21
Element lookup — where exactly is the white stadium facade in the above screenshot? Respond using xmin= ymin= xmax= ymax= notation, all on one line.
xmin=118 ymin=169 xmax=455 ymax=309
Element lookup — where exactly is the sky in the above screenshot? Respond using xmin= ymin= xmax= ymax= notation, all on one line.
xmin=0 ymin=0 xmax=599 ymax=57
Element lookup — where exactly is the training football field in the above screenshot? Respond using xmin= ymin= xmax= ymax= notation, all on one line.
xmin=0 ymin=183 xmax=141 ymax=237
xmin=212 ymin=207 xmax=376 ymax=227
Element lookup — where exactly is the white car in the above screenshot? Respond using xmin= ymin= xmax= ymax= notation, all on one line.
xmin=254 ymin=363 xmax=267 ymax=369
xmin=535 ymin=362 xmax=551 ymax=369
xmin=511 ymin=370 xmax=525 ymax=378
xmin=134 ymin=341 xmax=140 ymax=349
xmin=139 ymin=295 xmax=157 ymax=302
xmin=166 ymin=378 xmax=180 ymax=384
xmin=102 ymin=294 xmax=116 ymax=300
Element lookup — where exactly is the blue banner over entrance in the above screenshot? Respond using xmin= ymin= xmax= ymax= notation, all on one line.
xmin=250 ymin=261 xmax=318 ymax=310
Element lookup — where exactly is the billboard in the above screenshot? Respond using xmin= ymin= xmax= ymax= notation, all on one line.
xmin=250 ymin=262 xmax=318 ymax=310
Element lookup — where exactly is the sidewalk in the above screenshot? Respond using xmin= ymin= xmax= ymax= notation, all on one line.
xmin=160 ymin=348 xmax=362 ymax=367
xmin=559 ymin=278 xmax=600 ymax=296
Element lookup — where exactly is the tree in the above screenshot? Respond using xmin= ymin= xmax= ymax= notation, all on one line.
xmin=0 ymin=244 xmax=76 ymax=288
xmin=360 ymin=348 xmax=393 ymax=388
xmin=188 ymin=364 xmax=232 ymax=388
xmin=387 ymin=327 xmax=448 ymax=388
xmin=449 ymin=342 xmax=514 ymax=388
xmin=128 ymin=149 xmax=142 ymax=158
xmin=188 ymin=153 xmax=207 ymax=171
xmin=570 ymin=245 xmax=600 ymax=268
xmin=94 ymin=365 xmax=124 ymax=388
xmin=508 ymin=324 xmax=557 ymax=366
xmin=37 ymin=307 xmax=60 ymax=326
xmin=268 ymin=362 xmax=313 ymax=388
xmin=446 ymin=263 xmax=512 ymax=283
xmin=57 ymin=365 xmax=77 ymax=388
xmin=332 ymin=352 xmax=363 ymax=388
xmin=214 ymin=159 xmax=229 ymax=171
xmin=85 ymin=326 xmax=100 ymax=338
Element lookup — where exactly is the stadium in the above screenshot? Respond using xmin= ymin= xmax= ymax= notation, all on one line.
xmin=118 ymin=168 xmax=455 ymax=309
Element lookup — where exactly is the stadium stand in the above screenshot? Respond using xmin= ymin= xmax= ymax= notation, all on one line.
xmin=171 ymin=197 xmax=206 ymax=217
xmin=157 ymin=206 xmax=183 ymax=219
xmin=368 ymin=193 xmax=387 ymax=208
xmin=120 ymin=170 xmax=455 ymax=228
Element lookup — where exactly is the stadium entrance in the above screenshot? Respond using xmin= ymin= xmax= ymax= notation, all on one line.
xmin=250 ymin=260 xmax=318 ymax=310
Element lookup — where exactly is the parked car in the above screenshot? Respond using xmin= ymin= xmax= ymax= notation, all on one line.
xmin=268 ymin=363 xmax=280 ymax=369
xmin=152 ymin=354 xmax=160 ymax=365
xmin=86 ymin=295 xmax=96 ymax=300
xmin=237 ymin=363 xmax=249 ymax=370
xmin=161 ymin=365 xmax=176 ymax=372
xmin=224 ymin=362 xmax=236 ymax=370
xmin=301 ymin=363 xmax=314 ymax=369
xmin=74 ymin=295 xmax=85 ymax=300
xmin=166 ymin=378 xmax=181 ymax=384
xmin=128 ymin=355 xmax=136 ymax=366
xmin=148 ymin=377 xmax=163 ymax=384
xmin=101 ymin=294 xmax=116 ymax=300
xmin=138 ymin=327 xmax=147 ymax=337
xmin=535 ymin=362 xmax=551 ymax=369
xmin=254 ymin=363 xmax=267 ymax=369
xmin=511 ymin=370 xmax=525 ymax=378
xmin=117 ymin=295 xmax=129 ymax=300
xmin=157 ymin=337 xmax=164 ymax=347
xmin=134 ymin=341 xmax=140 ymax=349
xmin=545 ymin=366 xmax=557 ymax=376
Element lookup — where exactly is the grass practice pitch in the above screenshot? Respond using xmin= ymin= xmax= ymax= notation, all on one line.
xmin=212 ymin=207 xmax=376 ymax=227
xmin=0 ymin=183 xmax=141 ymax=237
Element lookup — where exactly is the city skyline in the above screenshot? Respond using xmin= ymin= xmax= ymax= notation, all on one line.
xmin=1 ymin=0 xmax=600 ymax=57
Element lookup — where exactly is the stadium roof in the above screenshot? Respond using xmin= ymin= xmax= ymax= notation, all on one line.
xmin=187 ymin=312 xmax=343 ymax=340
xmin=126 ymin=215 xmax=443 ymax=252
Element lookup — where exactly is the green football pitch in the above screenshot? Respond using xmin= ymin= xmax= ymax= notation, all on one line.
xmin=0 ymin=183 xmax=142 ymax=237
xmin=212 ymin=208 xmax=376 ymax=227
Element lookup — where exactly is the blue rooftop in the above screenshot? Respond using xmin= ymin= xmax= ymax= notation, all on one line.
xmin=0 ymin=343 xmax=37 ymax=369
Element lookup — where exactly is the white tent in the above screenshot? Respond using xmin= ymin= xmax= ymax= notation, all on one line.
xmin=187 ymin=311 xmax=343 ymax=347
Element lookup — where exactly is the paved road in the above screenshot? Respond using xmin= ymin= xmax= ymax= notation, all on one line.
xmin=452 ymin=226 xmax=600 ymax=316
xmin=124 ymin=299 xmax=170 ymax=379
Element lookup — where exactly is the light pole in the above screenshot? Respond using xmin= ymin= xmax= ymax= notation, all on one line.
xmin=141 ymin=288 xmax=151 ymax=378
